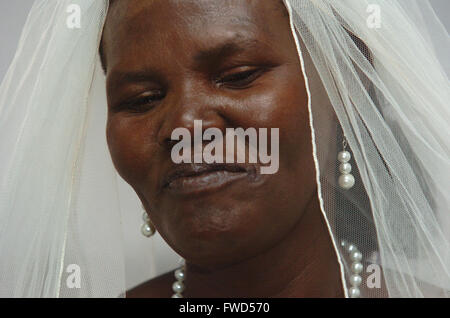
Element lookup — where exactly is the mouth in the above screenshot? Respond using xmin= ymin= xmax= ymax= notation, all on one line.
xmin=162 ymin=163 xmax=258 ymax=195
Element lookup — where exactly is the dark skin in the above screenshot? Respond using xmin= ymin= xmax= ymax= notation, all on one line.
xmin=102 ymin=0 xmax=344 ymax=297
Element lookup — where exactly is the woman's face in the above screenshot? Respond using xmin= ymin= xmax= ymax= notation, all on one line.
xmin=103 ymin=0 xmax=316 ymax=268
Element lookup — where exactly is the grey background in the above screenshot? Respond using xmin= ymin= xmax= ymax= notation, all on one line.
xmin=0 ymin=0 xmax=449 ymax=82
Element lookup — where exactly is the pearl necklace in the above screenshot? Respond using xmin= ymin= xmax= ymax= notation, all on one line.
xmin=171 ymin=265 xmax=186 ymax=298
xmin=341 ymin=240 xmax=364 ymax=298
xmin=171 ymin=241 xmax=364 ymax=298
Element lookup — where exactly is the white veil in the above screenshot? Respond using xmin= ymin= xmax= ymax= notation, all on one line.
xmin=0 ymin=0 xmax=449 ymax=297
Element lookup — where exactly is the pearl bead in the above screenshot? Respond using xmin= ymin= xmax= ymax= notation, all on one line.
xmin=341 ymin=240 xmax=347 ymax=248
xmin=339 ymin=163 xmax=352 ymax=174
xmin=347 ymin=244 xmax=358 ymax=253
xmin=350 ymin=251 xmax=363 ymax=262
xmin=351 ymin=262 xmax=364 ymax=274
xmin=175 ymin=268 xmax=185 ymax=281
xmin=349 ymin=287 xmax=360 ymax=298
xmin=339 ymin=174 xmax=355 ymax=189
xmin=141 ymin=223 xmax=154 ymax=237
xmin=338 ymin=151 xmax=351 ymax=163
xmin=350 ymin=274 xmax=362 ymax=287
xmin=171 ymin=293 xmax=182 ymax=298
xmin=142 ymin=212 xmax=150 ymax=223
xmin=172 ymin=281 xmax=185 ymax=293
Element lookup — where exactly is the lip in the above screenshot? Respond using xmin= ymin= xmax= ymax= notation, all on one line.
xmin=162 ymin=163 xmax=257 ymax=195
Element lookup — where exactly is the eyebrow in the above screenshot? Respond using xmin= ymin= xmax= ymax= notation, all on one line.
xmin=194 ymin=42 xmax=244 ymax=64
xmin=193 ymin=38 xmax=273 ymax=70
xmin=107 ymin=68 xmax=165 ymax=91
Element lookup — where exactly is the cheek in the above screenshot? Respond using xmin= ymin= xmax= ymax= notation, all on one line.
xmin=106 ymin=116 xmax=156 ymax=185
xmin=269 ymin=68 xmax=310 ymax=155
xmin=242 ymin=68 xmax=309 ymax=159
xmin=245 ymin=67 xmax=314 ymax=194
xmin=241 ymin=66 xmax=307 ymax=128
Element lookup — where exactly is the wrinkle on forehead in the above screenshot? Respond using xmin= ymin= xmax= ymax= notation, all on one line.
xmin=106 ymin=0 xmax=287 ymax=37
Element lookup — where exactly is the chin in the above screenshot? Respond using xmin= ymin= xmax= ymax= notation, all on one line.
xmin=165 ymin=205 xmax=268 ymax=263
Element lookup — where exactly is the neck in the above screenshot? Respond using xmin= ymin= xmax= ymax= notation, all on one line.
xmin=184 ymin=192 xmax=344 ymax=297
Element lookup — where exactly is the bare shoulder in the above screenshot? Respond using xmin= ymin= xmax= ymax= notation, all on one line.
xmin=126 ymin=270 xmax=174 ymax=298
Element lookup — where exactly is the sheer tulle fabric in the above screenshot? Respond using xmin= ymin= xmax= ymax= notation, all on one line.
xmin=284 ymin=0 xmax=450 ymax=297
xmin=0 ymin=0 xmax=449 ymax=297
xmin=0 ymin=0 xmax=126 ymax=297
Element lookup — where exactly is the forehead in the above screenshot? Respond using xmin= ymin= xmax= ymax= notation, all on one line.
xmin=106 ymin=0 xmax=285 ymax=32
xmin=102 ymin=0 xmax=290 ymax=71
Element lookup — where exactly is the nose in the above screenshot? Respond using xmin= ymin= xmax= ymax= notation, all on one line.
xmin=157 ymin=82 xmax=226 ymax=151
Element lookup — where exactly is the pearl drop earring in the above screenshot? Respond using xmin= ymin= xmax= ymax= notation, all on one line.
xmin=338 ymin=137 xmax=355 ymax=190
xmin=141 ymin=204 xmax=155 ymax=238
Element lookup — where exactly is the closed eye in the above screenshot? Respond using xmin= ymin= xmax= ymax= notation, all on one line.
xmin=115 ymin=91 xmax=165 ymax=113
xmin=215 ymin=67 xmax=266 ymax=89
